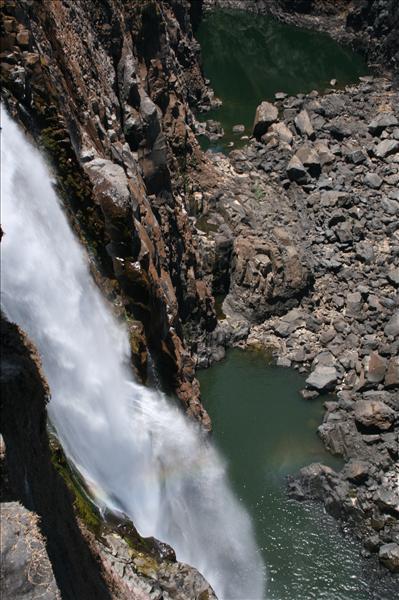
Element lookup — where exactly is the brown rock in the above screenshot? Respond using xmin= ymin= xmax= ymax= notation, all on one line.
xmin=354 ymin=400 xmax=395 ymax=431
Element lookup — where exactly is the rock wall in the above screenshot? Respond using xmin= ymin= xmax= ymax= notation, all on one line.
xmin=0 ymin=317 xmax=217 ymax=599
xmin=1 ymin=0 xmax=217 ymax=427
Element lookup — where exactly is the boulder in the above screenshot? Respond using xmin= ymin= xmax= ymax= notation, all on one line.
xmin=295 ymin=145 xmax=321 ymax=177
xmin=385 ymin=357 xmax=399 ymax=388
xmin=387 ymin=267 xmax=399 ymax=287
xmin=366 ymin=352 xmax=387 ymax=384
xmin=271 ymin=121 xmax=293 ymax=144
xmin=364 ymin=172 xmax=383 ymax=189
xmin=306 ymin=365 xmax=338 ymax=391
xmin=342 ymin=460 xmax=369 ymax=483
xmin=294 ymin=109 xmax=315 ymax=139
xmin=354 ymin=400 xmax=395 ymax=431
xmin=287 ymin=155 xmax=307 ymax=182
xmin=346 ymin=291 xmax=363 ymax=316
xmin=375 ymin=489 xmax=399 ymax=514
xmin=374 ymin=139 xmax=399 ymax=159
xmin=253 ymin=101 xmax=278 ymax=140
xmin=379 ymin=543 xmax=399 ymax=573
xmin=384 ymin=311 xmax=399 ymax=338
xmin=368 ymin=113 xmax=398 ymax=136
xmin=232 ymin=124 xmax=245 ymax=134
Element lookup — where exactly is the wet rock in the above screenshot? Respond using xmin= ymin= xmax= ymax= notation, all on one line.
xmin=354 ymin=400 xmax=395 ymax=431
xmin=253 ymin=101 xmax=278 ymax=139
xmin=379 ymin=543 xmax=399 ymax=573
xmin=294 ymin=109 xmax=315 ymax=139
xmin=232 ymin=124 xmax=245 ymax=133
xmin=306 ymin=365 xmax=338 ymax=391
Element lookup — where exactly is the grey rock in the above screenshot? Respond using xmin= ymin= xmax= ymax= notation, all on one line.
xmin=387 ymin=267 xmax=399 ymax=287
xmin=374 ymin=139 xmax=399 ymax=159
xmin=364 ymin=172 xmax=383 ymax=189
xmin=306 ymin=365 xmax=338 ymax=391
xmin=295 ymin=145 xmax=321 ymax=177
xmin=253 ymin=101 xmax=278 ymax=140
xmin=379 ymin=543 xmax=399 ymax=573
xmin=0 ymin=502 xmax=61 ymax=600
xmin=294 ymin=110 xmax=315 ymax=139
xmin=355 ymin=241 xmax=375 ymax=263
xmin=384 ymin=311 xmax=399 ymax=337
xmin=368 ymin=113 xmax=398 ymax=136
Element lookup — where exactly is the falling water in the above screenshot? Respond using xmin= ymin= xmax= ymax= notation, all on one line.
xmin=1 ymin=109 xmax=265 ymax=600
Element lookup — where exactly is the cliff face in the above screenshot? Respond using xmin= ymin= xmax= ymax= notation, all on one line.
xmin=1 ymin=0 xmax=216 ymax=427
xmin=0 ymin=317 xmax=217 ymax=599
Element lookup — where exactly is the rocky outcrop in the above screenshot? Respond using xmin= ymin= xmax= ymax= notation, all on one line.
xmin=0 ymin=317 xmax=217 ymax=599
xmin=1 ymin=0 xmax=216 ymax=427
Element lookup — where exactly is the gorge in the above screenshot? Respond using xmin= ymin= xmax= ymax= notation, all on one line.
xmin=1 ymin=0 xmax=399 ymax=599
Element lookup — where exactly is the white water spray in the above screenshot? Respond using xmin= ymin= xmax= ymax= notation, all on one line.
xmin=1 ymin=110 xmax=265 ymax=600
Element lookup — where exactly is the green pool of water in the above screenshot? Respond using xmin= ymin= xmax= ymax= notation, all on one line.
xmin=196 ymin=10 xmax=368 ymax=152
xmin=198 ymin=349 xmax=394 ymax=600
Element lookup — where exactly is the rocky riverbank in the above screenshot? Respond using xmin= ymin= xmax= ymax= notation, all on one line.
xmin=191 ymin=71 xmax=399 ymax=573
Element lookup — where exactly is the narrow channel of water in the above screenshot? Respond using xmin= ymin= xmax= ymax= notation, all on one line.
xmin=198 ymin=349 xmax=395 ymax=600
xmin=196 ymin=10 xmax=368 ymax=151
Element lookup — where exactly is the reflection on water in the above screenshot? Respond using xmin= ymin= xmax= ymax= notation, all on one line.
xmin=197 ymin=10 xmax=368 ymax=151
xmin=199 ymin=349 xmax=396 ymax=600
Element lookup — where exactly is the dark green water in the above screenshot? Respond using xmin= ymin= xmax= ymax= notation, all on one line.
xmin=196 ymin=10 xmax=368 ymax=151
xmin=198 ymin=350 xmax=394 ymax=600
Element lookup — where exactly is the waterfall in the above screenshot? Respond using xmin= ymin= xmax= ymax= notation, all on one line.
xmin=1 ymin=109 xmax=266 ymax=600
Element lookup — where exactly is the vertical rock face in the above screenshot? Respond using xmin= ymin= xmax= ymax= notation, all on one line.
xmin=1 ymin=0 xmax=216 ymax=426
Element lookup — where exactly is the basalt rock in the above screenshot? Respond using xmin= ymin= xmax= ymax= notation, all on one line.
xmin=1 ymin=0 xmax=216 ymax=427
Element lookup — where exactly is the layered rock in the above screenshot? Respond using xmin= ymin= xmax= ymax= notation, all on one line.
xmin=1 ymin=0 xmax=216 ymax=427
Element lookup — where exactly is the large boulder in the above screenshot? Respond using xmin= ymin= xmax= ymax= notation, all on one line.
xmin=253 ymin=101 xmax=278 ymax=140
xmin=306 ymin=365 xmax=338 ymax=391
xmin=354 ymin=400 xmax=395 ymax=431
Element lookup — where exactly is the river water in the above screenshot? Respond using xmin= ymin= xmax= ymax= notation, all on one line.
xmin=197 ymin=9 xmax=368 ymax=151
xmin=199 ymin=349 xmax=395 ymax=600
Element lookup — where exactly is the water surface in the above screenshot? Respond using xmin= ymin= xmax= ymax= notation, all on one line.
xmin=199 ymin=349 xmax=395 ymax=600
xmin=197 ymin=10 xmax=368 ymax=151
